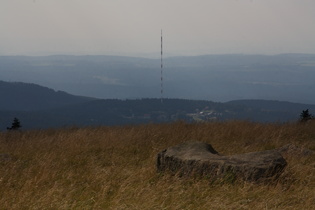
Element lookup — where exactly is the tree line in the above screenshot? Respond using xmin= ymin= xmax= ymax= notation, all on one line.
xmin=1 ymin=109 xmax=313 ymax=132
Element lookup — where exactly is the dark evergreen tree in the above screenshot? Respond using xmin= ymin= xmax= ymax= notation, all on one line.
xmin=299 ymin=109 xmax=313 ymax=122
xmin=7 ymin=117 xmax=22 ymax=130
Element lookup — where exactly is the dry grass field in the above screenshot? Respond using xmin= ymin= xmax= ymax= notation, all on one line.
xmin=0 ymin=121 xmax=314 ymax=209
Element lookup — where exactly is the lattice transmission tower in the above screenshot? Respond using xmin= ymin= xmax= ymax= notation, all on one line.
xmin=160 ymin=29 xmax=163 ymax=103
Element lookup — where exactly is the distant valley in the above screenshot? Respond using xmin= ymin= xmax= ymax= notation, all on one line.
xmin=1 ymin=81 xmax=314 ymax=130
xmin=1 ymin=54 xmax=315 ymax=104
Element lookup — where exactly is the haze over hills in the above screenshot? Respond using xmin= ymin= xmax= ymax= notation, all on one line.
xmin=1 ymin=54 xmax=315 ymax=104
xmin=1 ymin=81 xmax=315 ymax=130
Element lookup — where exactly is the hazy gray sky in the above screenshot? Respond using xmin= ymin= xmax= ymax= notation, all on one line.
xmin=1 ymin=0 xmax=315 ymax=56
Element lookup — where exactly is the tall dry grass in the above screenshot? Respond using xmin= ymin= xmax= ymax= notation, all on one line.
xmin=0 ymin=121 xmax=314 ymax=209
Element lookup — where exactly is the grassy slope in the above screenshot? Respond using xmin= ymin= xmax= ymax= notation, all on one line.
xmin=0 ymin=121 xmax=314 ymax=209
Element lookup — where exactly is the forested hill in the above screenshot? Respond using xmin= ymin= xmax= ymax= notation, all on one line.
xmin=1 ymin=81 xmax=315 ymax=130
xmin=0 ymin=80 xmax=96 ymax=111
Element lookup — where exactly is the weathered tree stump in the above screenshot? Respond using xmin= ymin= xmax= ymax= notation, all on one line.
xmin=157 ymin=141 xmax=287 ymax=182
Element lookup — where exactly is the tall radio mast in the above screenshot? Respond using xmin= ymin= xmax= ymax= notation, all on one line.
xmin=160 ymin=29 xmax=163 ymax=103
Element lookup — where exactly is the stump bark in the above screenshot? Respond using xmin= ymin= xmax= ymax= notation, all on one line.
xmin=157 ymin=141 xmax=287 ymax=182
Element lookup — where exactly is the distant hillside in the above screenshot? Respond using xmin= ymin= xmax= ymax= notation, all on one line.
xmin=1 ymin=81 xmax=315 ymax=130
xmin=0 ymin=81 xmax=96 ymax=111
xmin=1 ymin=54 xmax=315 ymax=104
xmin=0 ymin=98 xmax=223 ymax=129
xmin=226 ymin=99 xmax=311 ymax=113
xmin=225 ymin=99 xmax=315 ymax=122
